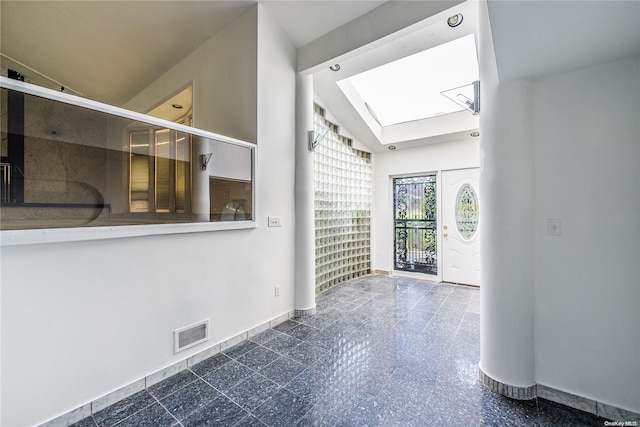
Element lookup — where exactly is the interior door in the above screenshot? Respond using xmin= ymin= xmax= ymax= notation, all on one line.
xmin=442 ymin=168 xmax=480 ymax=286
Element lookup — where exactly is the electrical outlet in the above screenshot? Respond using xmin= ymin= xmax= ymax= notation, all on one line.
xmin=274 ymin=285 xmax=280 ymax=297
xmin=268 ymin=216 xmax=282 ymax=227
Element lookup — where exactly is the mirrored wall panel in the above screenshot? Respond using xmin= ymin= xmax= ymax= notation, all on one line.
xmin=0 ymin=82 xmax=255 ymax=230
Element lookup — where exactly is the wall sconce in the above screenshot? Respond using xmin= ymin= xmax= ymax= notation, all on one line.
xmin=441 ymin=80 xmax=480 ymax=115
xmin=201 ymin=153 xmax=212 ymax=170
xmin=308 ymin=128 xmax=330 ymax=151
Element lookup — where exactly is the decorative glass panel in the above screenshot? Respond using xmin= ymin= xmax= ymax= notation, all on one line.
xmin=313 ymin=106 xmax=372 ymax=293
xmin=393 ymin=175 xmax=437 ymax=275
xmin=455 ymin=183 xmax=479 ymax=240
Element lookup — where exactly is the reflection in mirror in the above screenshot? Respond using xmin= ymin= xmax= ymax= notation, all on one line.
xmin=0 ymin=82 xmax=254 ymax=231
xmin=207 ymin=139 xmax=253 ymax=222
xmin=146 ymin=85 xmax=193 ymax=125
xmin=210 ymin=178 xmax=252 ymax=221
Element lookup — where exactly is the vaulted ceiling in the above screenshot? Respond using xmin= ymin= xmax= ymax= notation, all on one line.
xmin=0 ymin=1 xmax=385 ymax=106
xmin=2 ymin=1 xmax=639 ymax=152
xmin=1 ymin=1 xmax=252 ymax=105
xmin=488 ymin=0 xmax=640 ymax=83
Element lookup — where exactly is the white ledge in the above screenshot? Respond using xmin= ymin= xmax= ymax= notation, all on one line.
xmin=1 ymin=221 xmax=257 ymax=246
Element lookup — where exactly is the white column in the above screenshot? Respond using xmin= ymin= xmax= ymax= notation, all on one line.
xmin=478 ymin=1 xmax=535 ymax=397
xmin=191 ymin=136 xmax=210 ymax=222
xmin=294 ymin=73 xmax=316 ymax=315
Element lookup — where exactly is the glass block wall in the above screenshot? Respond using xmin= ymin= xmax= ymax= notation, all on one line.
xmin=314 ymin=104 xmax=372 ymax=293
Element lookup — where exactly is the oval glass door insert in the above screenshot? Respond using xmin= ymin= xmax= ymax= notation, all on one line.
xmin=455 ymin=183 xmax=479 ymax=240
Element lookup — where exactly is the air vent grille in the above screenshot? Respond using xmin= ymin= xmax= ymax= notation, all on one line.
xmin=174 ymin=320 xmax=209 ymax=353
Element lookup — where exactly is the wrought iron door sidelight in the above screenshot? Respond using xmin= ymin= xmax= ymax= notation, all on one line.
xmin=393 ymin=175 xmax=437 ymax=274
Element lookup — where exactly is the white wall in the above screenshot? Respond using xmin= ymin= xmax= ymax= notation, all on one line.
xmin=479 ymin=0 xmax=639 ymax=412
xmin=256 ymin=4 xmax=297 ymax=310
xmin=371 ymin=139 xmax=480 ymax=275
xmin=532 ymin=56 xmax=640 ymax=413
xmin=0 ymin=6 xmax=298 ymax=426
xmin=124 ymin=9 xmax=258 ymax=144
xmin=478 ymin=0 xmax=536 ymax=390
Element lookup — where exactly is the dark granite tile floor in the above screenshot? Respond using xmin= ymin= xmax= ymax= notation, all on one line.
xmin=72 ymin=275 xmax=611 ymax=427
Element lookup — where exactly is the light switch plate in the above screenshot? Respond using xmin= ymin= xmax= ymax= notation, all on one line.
xmin=547 ymin=218 xmax=562 ymax=236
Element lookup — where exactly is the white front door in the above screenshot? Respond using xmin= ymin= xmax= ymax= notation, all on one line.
xmin=442 ymin=168 xmax=480 ymax=286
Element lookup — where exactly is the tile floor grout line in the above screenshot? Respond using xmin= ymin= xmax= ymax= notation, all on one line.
xmin=104 ymin=396 xmax=162 ymax=427
xmin=149 ymin=392 xmax=182 ymax=427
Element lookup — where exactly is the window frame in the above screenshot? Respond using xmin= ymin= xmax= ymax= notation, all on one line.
xmin=0 ymin=77 xmax=257 ymax=247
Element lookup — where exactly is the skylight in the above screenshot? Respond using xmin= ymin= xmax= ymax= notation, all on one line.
xmin=338 ymin=34 xmax=479 ymax=127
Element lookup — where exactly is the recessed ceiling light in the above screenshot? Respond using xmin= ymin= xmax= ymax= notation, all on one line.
xmin=388 ymin=145 xmax=397 ymax=150
xmin=470 ymin=131 xmax=480 ymax=137
xmin=447 ymin=13 xmax=463 ymax=28
xmin=329 ymin=64 xmax=341 ymax=72
xmin=172 ymin=103 xmax=183 ymax=109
